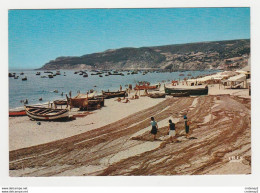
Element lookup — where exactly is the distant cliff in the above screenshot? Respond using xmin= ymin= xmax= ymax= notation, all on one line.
xmin=40 ymin=39 xmax=250 ymax=70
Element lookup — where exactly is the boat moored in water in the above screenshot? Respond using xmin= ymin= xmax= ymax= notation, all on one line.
xmin=148 ymin=93 xmax=166 ymax=98
xmin=9 ymin=110 xmax=27 ymax=117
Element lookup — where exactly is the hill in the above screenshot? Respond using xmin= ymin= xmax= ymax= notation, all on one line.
xmin=40 ymin=39 xmax=250 ymax=70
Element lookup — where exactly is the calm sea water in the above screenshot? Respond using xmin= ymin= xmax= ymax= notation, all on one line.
xmin=9 ymin=69 xmax=219 ymax=109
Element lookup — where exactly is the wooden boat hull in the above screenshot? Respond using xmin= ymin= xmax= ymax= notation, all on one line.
xmin=54 ymin=100 xmax=68 ymax=106
xmin=9 ymin=110 xmax=27 ymax=117
xmin=171 ymin=92 xmax=190 ymax=97
xmin=165 ymin=86 xmax=208 ymax=95
xmin=70 ymin=98 xmax=88 ymax=108
xmin=25 ymin=106 xmax=69 ymax=120
xmin=102 ymin=91 xmax=126 ymax=99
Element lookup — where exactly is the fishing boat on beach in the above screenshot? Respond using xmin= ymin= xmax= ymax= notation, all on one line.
xmin=86 ymin=97 xmax=104 ymax=110
xmin=67 ymin=92 xmax=96 ymax=109
xmin=25 ymin=106 xmax=69 ymax=120
xmin=9 ymin=110 xmax=27 ymax=117
xmin=164 ymin=85 xmax=208 ymax=95
xmin=171 ymin=92 xmax=190 ymax=97
xmin=134 ymin=84 xmax=158 ymax=90
xmin=102 ymin=90 xmax=126 ymax=99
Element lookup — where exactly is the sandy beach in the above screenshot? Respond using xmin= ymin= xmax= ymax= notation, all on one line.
xmin=9 ymin=84 xmax=251 ymax=176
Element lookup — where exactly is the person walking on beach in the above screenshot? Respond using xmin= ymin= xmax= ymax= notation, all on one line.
xmin=184 ymin=115 xmax=190 ymax=138
xmin=150 ymin=117 xmax=158 ymax=141
xmin=168 ymin=119 xmax=176 ymax=143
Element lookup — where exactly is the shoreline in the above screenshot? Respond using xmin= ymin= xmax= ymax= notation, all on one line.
xmin=9 ymin=82 xmax=250 ymax=151
xmin=9 ymin=70 xmax=251 ymax=176
xmin=9 ymin=69 xmax=221 ymax=110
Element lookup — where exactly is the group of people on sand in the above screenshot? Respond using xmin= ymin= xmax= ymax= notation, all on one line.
xmin=115 ymin=97 xmax=130 ymax=103
xmin=150 ymin=115 xmax=191 ymax=142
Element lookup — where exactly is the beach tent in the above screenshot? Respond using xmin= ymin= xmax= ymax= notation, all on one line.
xmin=228 ymin=74 xmax=246 ymax=82
xmin=225 ymin=74 xmax=247 ymax=88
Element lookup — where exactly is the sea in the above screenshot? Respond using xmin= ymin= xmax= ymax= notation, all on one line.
xmin=9 ymin=69 xmax=220 ymax=110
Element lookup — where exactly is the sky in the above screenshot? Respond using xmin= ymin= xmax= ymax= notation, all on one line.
xmin=8 ymin=8 xmax=250 ymax=69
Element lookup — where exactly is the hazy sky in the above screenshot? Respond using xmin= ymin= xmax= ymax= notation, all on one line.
xmin=9 ymin=8 xmax=250 ymax=69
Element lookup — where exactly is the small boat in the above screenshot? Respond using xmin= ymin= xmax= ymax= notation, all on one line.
xmin=99 ymin=75 xmax=103 ymax=77
xmin=9 ymin=110 xmax=27 ymax=117
xmin=102 ymin=91 xmax=126 ymax=99
xmin=20 ymin=72 xmax=24 ymax=75
xmin=172 ymin=80 xmax=178 ymax=86
xmin=134 ymin=84 xmax=158 ymax=90
xmin=83 ymin=74 xmax=88 ymax=77
xmin=171 ymin=92 xmax=190 ymax=97
xmin=54 ymin=100 xmax=68 ymax=106
xmin=41 ymin=76 xmax=47 ymax=78
xmin=110 ymin=73 xmax=122 ymax=75
xmin=149 ymin=93 xmax=166 ymax=98
xmin=22 ymin=76 xmax=27 ymax=81
xmin=36 ymin=72 xmax=41 ymax=75
xmin=179 ymin=74 xmax=185 ymax=76
xmin=164 ymin=86 xmax=208 ymax=95
xmin=14 ymin=76 xmax=19 ymax=79
xmin=67 ymin=93 xmax=96 ymax=109
xmin=84 ymin=97 xmax=104 ymax=111
xmin=91 ymin=72 xmax=102 ymax=75
xmin=56 ymin=71 xmax=61 ymax=75
xmin=48 ymin=74 xmax=54 ymax=78
xmin=9 ymin=73 xmax=15 ymax=77
xmin=25 ymin=106 xmax=69 ymax=121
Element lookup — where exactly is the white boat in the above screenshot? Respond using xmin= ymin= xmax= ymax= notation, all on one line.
xmin=25 ymin=106 xmax=69 ymax=121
